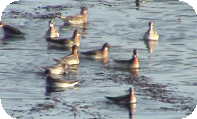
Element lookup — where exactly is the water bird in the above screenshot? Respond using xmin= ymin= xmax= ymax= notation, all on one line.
xmin=45 ymin=20 xmax=59 ymax=39
xmin=0 ymin=21 xmax=25 ymax=38
xmin=57 ymin=6 xmax=88 ymax=25
xmin=47 ymin=29 xmax=80 ymax=48
xmin=53 ymin=45 xmax=79 ymax=65
xmin=36 ymin=63 xmax=69 ymax=75
xmin=143 ymin=21 xmax=159 ymax=41
xmin=106 ymin=88 xmax=137 ymax=104
xmin=114 ymin=49 xmax=139 ymax=69
xmin=80 ymin=43 xmax=110 ymax=59
xmin=45 ymin=69 xmax=79 ymax=88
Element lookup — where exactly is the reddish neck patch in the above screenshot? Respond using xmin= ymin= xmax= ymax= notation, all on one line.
xmin=73 ymin=49 xmax=78 ymax=56
xmin=83 ymin=14 xmax=87 ymax=23
xmin=50 ymin=26 xmax=56 ymax=31
xmin=74 ymin=34 xmax=79 ymax=43
xmin=103 ymin=48 xmax=108 ymax=58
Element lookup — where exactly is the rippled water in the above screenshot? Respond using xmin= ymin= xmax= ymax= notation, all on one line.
xmin=0 ymin=0 xmax=197 ymax=119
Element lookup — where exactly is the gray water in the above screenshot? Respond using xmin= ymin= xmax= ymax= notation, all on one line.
xmin=0 ymin=0 xmax=197 ymax=119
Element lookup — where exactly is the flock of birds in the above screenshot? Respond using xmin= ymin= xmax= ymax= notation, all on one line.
xmin=0 ymin=6 xmax=159 ymax=106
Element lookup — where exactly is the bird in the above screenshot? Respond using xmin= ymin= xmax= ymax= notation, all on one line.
xmin=47 ymin=29 xmax=80 ymax=48
xmin=0 ymin=21 xmax=25 ymax=38
xmin=143 ymin=21 xmax=159 ymax=41
xmin=45 ymin=69 xmax=79 ymax=88
xmin=57 ymin=6 xmax=88 ymax=25
xmin=114 ymin=49 xmax=139 ymax=69
xmin=53 ymin=45 xmax=79 ymax=65
xmin=80 ymin=43 xmax=110 ymax=59
xmin=36 ymin=63 xmax=69 ymax=75
xmin=45 ymin=20 xmax=59 ymax=39
xmin=106 ymin=88 xmax=137 ymax=104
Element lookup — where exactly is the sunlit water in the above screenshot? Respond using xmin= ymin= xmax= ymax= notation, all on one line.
xmin=0 ymin=0 xmax=197 ymax=119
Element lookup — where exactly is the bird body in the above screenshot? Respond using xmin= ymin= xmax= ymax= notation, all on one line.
xmin=36 ymin=63 xmax=69 ymax=75
xmin=47 ymin=29 xmax=80 ymax=48
xmin=0 ymin=21 xmax=25 ymax=38
xmin=57 ymin=6 xmax=88 ymax=25
xmin=53 ymin=45 xmax=79 ymax=65
xmin=114 ymin=49 xmax=139 ymax=69
xmin=81 ymin=43 xmax=110 ymax=59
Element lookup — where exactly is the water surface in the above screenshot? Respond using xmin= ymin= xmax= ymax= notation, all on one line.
xmin=0 ymin=0 xmax=197 ymax=119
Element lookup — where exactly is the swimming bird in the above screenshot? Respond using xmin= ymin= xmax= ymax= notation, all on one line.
xmin=0 ymin=21 xmax=25 ymax=38
xmin=106 ymin=88 xmax=137 ymax=104
xmin=80 ymin=43 xmax=110 ymax=59
xmin=143 ymin=21 xmax=159 ymax=41
xmin=45 ymin=69 xmax=79 ymax=88
xmin=47 ymin=29 xmax=80 ymax=48
xmin=53 ymin=45 xmax=79 ymax=65
xmin=36 ymin=63 xmax=69 ymax=75
xmin=45 ymin=20 xmax=59 ymax=39
xmin=57 ymin=6 xmax=87 ymax=25
xmin=114 ymin=49 xmax=139 ymax=69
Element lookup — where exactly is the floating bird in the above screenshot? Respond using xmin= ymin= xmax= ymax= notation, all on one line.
xmin=143 ymin=21 xmax=159 ymax=41
xmin=106 ymin=88 xmax=137 ymax=104
xmin=36 ymin=63 xmax=69 ymax=75
xmin=57 ymin=6 xmax=88 ymax=25
xmin=114 ymin=49 xmax=139 ymax=69
xmin=45 ymin=69 xmax=79 ymax=88
xmin=47 ymin=29 xmax=80 ymax=48
xmin=53 ymin=45 xmax=79 ymax=65
xmin=0 ymin=21 xmax=25 ymax=38
xmin=45 ymin=20 xmax=59 ymax=39
xmin=80 ymin=43 xmax=110 ymax=59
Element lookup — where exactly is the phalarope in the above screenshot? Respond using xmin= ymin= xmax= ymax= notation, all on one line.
xmin=45 ymin=20 xmax=59 ymax=39
xmin=53 ymin=45 xmax=79 ymax=65
xmin=47 ymin=29 xmax=80 ymax=48
xmin=0 ymin=21 xmax=25 ymax=38
xmin=57 ymin=6 xmax=87 ymax=25
xmin=114 ymin=49 xmax=139 ymax=69
xmin=143 ymin=21 xmax=159 ymax=41
xmin=45 ymin=69 xmax=79 ymax=88
xmin=106 ymin=88 xmax=137 ymax=104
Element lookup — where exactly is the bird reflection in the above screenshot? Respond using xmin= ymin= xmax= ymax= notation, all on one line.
xmin=144 ymin=40 xmax=158 ymax=54
xmin=130 ymin=68 xmax=139 ymax=76
xmin=45 ymin=86 xmax=79 ymax=95
xmin=136 ymin=0 xmax=146 ymax=10
xmin=129 ymin=103 xmax=136 ymax=119
xmin=45 ymin=86 xmax=67 ymax=94
xmin=66 ymin=65 xmax=79 ymax=78
xmin=136 ymin=0 xmax=140 ymax=8
xmin=105 ymin=63 xmax=139 ymax=76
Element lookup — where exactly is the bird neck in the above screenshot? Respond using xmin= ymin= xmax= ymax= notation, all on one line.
xmin=73 ymin=34 xmax=79 ymax=44
xmin=103 ymin=48 xmax=108 ymax=58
